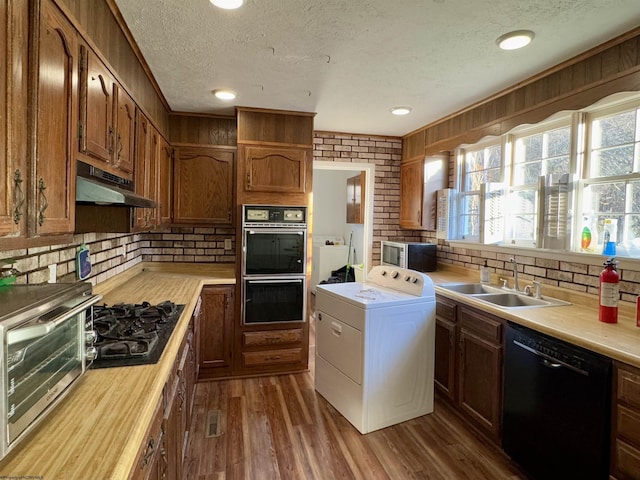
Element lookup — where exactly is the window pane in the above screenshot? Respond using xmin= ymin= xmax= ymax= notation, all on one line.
xmin=460 ymin=194 xmax=480 ymax=238
xmin=463 ymin=144 xmax=502 ymax=192
xmin=507 ymin=190 xmax=537 ymax=242
xmin=547 ymin=156 xmax=570 ymax=175
xmin=591 ymin=146 xmax=634 ymax=176
xmin=586 ymin=182 xmax=626 ymax=214
xmin=592 ymin=110 xmax=635 ymax=149
xmin=547 ymin=128 xmax=571 ymax=157
xmin=523 ymin=136 xmax=542 ymax=162
xmin=590 ymin=109 xmax=639 ymax=177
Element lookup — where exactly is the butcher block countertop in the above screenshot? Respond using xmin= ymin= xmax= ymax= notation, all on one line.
xmin=0 ymin=262 xmax=235 ymax=479
xmin=2 ymin=261 xmax=640 ymax=478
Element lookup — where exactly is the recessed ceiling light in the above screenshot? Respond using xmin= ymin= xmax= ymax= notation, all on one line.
xmin=390 ymin=106 xmax=412 ymax=116
xmin=496 ymin=30 xmax=535 ymax=50
xmin=210 ymin=0 xmax=244 ymax=9
xmin=213 ymin=89 xmax=237 ymax=100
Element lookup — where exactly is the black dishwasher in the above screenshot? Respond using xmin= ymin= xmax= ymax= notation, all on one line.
xmin=503 ymin=322 xmax=612 ymax=480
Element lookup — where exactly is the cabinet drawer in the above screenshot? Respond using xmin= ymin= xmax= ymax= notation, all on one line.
xmin=618 ymin=405 xmax=640 ymax=449
xmin=614 ymin=438 xmax=640 ymax=480
xmin=459 ymin=307 xmax=503 ymax=344
xmin=436 ymin=297 xmax=456 ymax=322
xmin=619 ymin=367 xmax=640 ymax=409
xmin=242 ymin=328 xmax=303 ymax=347
xmin=241 ymin=348 xmax=302 ymax=367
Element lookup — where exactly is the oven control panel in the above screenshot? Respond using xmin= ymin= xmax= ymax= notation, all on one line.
xmin=243 ymin=205 xmax=307 ymax=225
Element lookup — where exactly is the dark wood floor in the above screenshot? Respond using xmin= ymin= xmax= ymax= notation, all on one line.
xmin=184 ymin=352 xmax=525 ymax=479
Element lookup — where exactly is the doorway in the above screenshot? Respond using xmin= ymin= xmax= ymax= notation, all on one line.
xmin=311 ymin=161 xmax=375 ymax=289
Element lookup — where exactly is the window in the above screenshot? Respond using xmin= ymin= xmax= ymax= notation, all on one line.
xmin=508 ymin=123 xmax=572 ymax=247
xmin=581 ymin=104 xmax=640 ymax=256
xmin=452 ymin=94 xmax=640 ymax=259
xmin=458 ymin=143 xmax=502 ymax=241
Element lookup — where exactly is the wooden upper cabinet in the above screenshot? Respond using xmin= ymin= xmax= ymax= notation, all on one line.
xmin=30 ymin=0 xmax=78 ymax=236
xmin=158 ymin=135 xmax=173 ymax=226
xmin=346 ymin=172 xmax=365 ymax=224
xmin=400 ymin=154 xmax=448 ymax=230
xmin=113 ymin=85 xmax=135 ymax=175
xmin=78 ymin=44 xmax=134 ymax=179
xmin=244 ymin=145 xmax=306 ymax=193
xmin=134 ymin=110 xmax=158 ymax=231
xmin=174 ymin=146 xmax=234 ymax=225
xmin=400 ymin=157 xmax=424 ymax=229
xmin=0 ymin=1 xmax=27 ymax=241
xmin=79 ymin=44 xmax=113 ymax=164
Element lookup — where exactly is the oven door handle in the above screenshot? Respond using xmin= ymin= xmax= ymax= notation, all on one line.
xmin=246 ymin=279 xmax=304 ymax=285
xmin=7 ymin=294 xmax=103 ymax=345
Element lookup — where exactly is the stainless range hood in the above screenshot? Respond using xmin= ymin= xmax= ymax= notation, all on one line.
xmin=75 ymin=161 xmax=156 ymax=208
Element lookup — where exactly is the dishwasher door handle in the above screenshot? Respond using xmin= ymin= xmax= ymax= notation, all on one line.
xmin=542 ymin=359 xmax=562 ymax=369
xmin=512 ymin=339 xmax=588 ymax=376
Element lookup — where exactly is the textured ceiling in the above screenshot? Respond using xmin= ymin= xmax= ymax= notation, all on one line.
xmin=114 ymin=0 xmax=640 ymax=137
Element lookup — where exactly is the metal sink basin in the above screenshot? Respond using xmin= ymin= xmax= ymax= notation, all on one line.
xmin=438 ymin=283 xmax=571 ymax=309
xmin=438 ymin=283 xmax=502 ymax=294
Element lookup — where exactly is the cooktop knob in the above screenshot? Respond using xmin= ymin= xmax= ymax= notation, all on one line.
xmin=86 ymin=346 xmax=97 ymax=362
xmin=391 ymin=270 xmax=399 ymax=279
xmin=404 ymin=275 xmax=411 ymax=282
xmin=411 ymin=277 xmax=419 ymax=284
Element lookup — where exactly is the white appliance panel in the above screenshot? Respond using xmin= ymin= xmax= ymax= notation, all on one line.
xmin=316 ymin=311 xmax=363 ymax=384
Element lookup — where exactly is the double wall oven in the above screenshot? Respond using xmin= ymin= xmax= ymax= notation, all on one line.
xmin=242 ymin=205 xmax=307 ymax=324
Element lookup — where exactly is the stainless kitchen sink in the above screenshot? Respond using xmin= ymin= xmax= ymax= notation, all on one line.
xmin=436 ymin=283 xmax=503 ymax=295
xmin=438 ymin=283 xmax=571 ymax=309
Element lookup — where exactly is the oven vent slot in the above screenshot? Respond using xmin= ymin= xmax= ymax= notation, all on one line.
xmin=206 ymin=410 xmax=222 ymax=438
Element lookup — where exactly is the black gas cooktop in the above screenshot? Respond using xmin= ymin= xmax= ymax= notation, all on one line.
xmin=89 ymin=301 xmax=185 ymax=369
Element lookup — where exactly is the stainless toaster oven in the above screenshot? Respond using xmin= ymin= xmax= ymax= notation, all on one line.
xmin=0 ymin=282 xmax=101 ymax=461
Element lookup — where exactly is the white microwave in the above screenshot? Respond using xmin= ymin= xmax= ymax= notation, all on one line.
xmin=380 ymin=241 xmax=437 ymax=272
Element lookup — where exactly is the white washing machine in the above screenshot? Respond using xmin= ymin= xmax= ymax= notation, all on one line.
xmin=314 ymin=265 xmax=436 ymax=434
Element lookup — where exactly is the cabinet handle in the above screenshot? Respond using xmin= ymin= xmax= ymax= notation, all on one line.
xmin=141 ymin=438 xmax=155 ymax=467
xmin=108 ymin=126 xmax=114 ymax=155
xmin=228 ymin=209 xmax=231 ymax=222
xmin=246 ymin=172 xmax=251 ymax=190
xmin=417 ymin=210 xmax=421 ymax=222
xmin=37 ymin=178 xmax=48 ymax=226
xmin=13 ymin=170 xmax=25 ymax=224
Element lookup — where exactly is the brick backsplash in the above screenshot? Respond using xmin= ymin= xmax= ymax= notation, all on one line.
xmin=4 ymin=130 xmax=640 ymax=302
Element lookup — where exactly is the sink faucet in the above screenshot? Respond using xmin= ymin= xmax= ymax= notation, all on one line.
xmin=509 ymin=257 xmax=520 ymax=292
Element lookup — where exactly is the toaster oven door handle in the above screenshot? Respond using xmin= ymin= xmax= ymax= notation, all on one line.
xmin=7 ymin=294 xmax=103 ymax=345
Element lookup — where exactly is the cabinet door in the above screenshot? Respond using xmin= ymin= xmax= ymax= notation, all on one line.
xmin=458 ymin=327 xmax=503 ymax=438
xmin=134 ymin=110 xmax=151 ymax=230
xmin=158 ymin=135 xmax=173 ymax=225
xmin=79 ymin=44 xmax=113 ymax=165
xmin=244 ymin=146 xmax=306 ymax=193
xmin=346 ymin=172 xmax=364 ymax=224
xmin=0 ymin=2 xmax=27 ymax=239
xmin=199 ymin=285 xmax=234 ymax=375
xmin=113 ymin=84 xmax=135 ymax=177
xmin=174 ymin=147 xmax=234 ymax=224
xmin=31 ymin=0 xmax=77 ymax=236
xmin=399 ymin=157 xmax=424 ymax=229
xmin=435 ymin=317 xmax=457 ymax=401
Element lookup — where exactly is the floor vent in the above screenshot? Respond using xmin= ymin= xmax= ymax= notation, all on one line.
xmin=206 ymin=410 xmax=222 ymax=438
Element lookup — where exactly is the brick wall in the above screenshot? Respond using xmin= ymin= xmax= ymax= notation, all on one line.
xmin=313 ymin=131 xmax=423 ymax=263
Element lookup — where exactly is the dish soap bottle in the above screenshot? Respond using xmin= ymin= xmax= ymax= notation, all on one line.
xmin=480 ymin=260 xmax=490 ymax=284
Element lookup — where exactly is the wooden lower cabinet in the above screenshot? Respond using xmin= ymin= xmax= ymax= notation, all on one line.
xmin=434 ymin=296 xmax=457 ymax=402
xmin=131 ymin=317 xmax=197 ymax=480
xmin=612 ymin=362 xmax=640 ymax=479
xmin=434 ymin=296 xmax=504 ymax=443
xmin=198 ymin=285 xmax=234 ymax=379
xmin=129 ymin=398 xmax=165 ymax=480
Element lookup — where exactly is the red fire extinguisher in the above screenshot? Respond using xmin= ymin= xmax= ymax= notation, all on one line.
xmin=599 ymin=257 xmax=619 ymax=323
